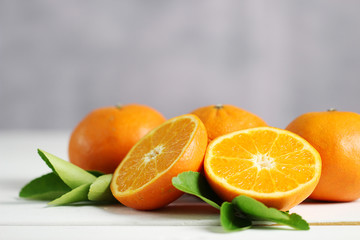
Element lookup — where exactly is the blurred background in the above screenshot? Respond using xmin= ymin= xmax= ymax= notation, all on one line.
xmin=1 ymin=0 xmax=360 ymax=130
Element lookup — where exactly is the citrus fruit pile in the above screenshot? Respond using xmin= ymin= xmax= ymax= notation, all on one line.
xmin=69 ymin=104 xmax=360 ymax=211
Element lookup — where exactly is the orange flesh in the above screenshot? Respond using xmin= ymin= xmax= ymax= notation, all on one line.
xmin=115 ymin=118 xmax=196 ymax=193
xmin=208 ymin=128 xmax=317 ymax=194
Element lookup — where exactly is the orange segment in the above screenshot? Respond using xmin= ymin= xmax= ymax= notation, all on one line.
xmin=209 ymin=157 xmax=254 ymax=179
xmin=249 ymin=128 xmax=278 ymax=154
xmin=110 ymin=114 xmax=208 ymax=210
xmin=269 ymin=133 xmax=305 ymax=157
xmin=204 ymin=126 xmax=321 ymax=211
xmin=211 ymin=137 xmax=255 ymax=159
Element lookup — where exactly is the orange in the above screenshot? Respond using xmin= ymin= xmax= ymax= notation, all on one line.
xmin=69 ymin=104 xmax=166 ymax=174
xmin=191 ymin=104 xmax=267 ymax=141
xmin=286 ymin=109 xmax=360 ymax=202
xmin=110 ymin=114 xmax=208 ymax=210
xmin=204 ymin=127 xmax=321 ymax=211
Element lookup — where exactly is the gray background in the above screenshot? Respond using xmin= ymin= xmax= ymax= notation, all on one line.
xmin=1 ymin=0 xmax=360 ymax=130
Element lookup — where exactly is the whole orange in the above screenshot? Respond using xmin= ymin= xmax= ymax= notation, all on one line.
xmin=68 ymin=104 xmax=166 ymax=174
xmin=191 ymin=104 xmax=267 ymax=141
xmin=286 ymin=109 xmax=360 ymax=202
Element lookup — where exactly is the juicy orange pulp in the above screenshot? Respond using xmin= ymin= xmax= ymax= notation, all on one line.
xmin=204 ymin=127 xmax=322 ymax=211
xmin=111 ymin=114 xmax=208 ymax=210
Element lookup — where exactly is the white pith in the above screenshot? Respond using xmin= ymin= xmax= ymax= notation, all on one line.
xmin=143 ymin=145 xmax=165 ymax=164
xmin=254 ymin=153 xmax=274 ymax=170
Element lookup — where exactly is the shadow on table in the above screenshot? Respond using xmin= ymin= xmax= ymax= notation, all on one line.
xmin=100 ymin=194 xmax=220 ymax=225
xmin=301 ymin=198 xmax=352 ymax=206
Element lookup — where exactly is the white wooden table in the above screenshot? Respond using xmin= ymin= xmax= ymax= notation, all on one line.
xmin=1 ymin=131 xmax=360 ymax=240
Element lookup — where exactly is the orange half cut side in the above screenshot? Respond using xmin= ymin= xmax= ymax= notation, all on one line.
xmin=204 ymin=127 xmax=321 ymax=211
xmin=110 ymin=114 xmax=208 ymax=210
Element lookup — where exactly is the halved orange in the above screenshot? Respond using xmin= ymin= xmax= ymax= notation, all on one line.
xmin=110 ymin=114 xmax=208 ymax=210
xmin=204 ymin=127 xmax=321 ymax=211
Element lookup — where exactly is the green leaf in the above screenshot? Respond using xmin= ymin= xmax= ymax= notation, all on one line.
xmin=48 ymin=183 xmax=91 ymax=206
xmin=172 ymin=171 xmax=222 ymax=209
xmin=220 ymin=202 xmax=252 ymax=231
xmin=282 ymin=212 xmax=310 ymax=230
xmin=87 ymin=170 xmax=105 ymax=177
xmin=38 ymin=149 xmax=96 ymax=189
xmin=19 ymin=172 xmax=71 ymax=200
xmin=88 ymin=174 xmax=116 ymax=202
xmin=232 ymin=195 xmax=309 ymax=230
xmin=19 ymin=150 xmax=116 ymax=206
